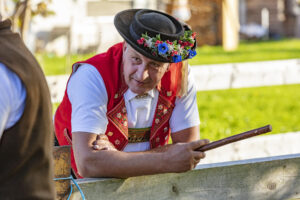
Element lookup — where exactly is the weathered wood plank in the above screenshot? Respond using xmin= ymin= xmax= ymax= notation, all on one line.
xmin=71 ymin=154 xmax=300 ymax=200
xmin=53 ymin=145 xmax=71 ymax=200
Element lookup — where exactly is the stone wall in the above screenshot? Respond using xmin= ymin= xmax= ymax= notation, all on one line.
xmin=244 ymin=0 xmax=300 ymax=38
xmin=246 ymin=0 xmax=284 ymax=36
xmin=191 ymin=59 xmax=300 ymax=91
xmin=163 ymin=0 xmax=222 ymax=46
xmin=187 ymin=0 xmax=223 ymax=46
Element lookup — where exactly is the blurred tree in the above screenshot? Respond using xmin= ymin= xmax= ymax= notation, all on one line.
xmin=1 ymin=0 xmax=54 ymax=41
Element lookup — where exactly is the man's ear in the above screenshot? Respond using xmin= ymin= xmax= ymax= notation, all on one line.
xmin=123 ymin=41 xmax=128 ymax=53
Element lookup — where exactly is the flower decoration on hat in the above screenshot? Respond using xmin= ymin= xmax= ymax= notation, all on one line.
xmin=136 ymin=30 xmax=197 ymax=63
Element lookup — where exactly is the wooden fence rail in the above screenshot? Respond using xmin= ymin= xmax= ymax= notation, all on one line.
xmin=68 ymin=154 xmax=300 ymax=200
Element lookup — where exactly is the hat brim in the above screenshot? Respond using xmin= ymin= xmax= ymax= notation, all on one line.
xmin=114 ymin=9 xmax=174 ymax=63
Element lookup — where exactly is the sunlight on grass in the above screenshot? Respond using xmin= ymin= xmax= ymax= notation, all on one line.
xmin=190 ymin=39 xmax=300 ymax=65
xmin=197 ymin=84 xmax=300 ymax=141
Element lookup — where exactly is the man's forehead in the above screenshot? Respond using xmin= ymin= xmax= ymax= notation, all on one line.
xmin=126 ymin=44 xmax=167 ymax=65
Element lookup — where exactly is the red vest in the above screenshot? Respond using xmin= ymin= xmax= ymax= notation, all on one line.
xmin=54 ymin=43 xmax=183 ymax=177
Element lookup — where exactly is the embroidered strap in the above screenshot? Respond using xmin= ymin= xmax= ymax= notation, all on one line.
xmin=128 ymin=127 xmax=151 ymax=143
xmin=135 ymin=93 xmax=149 ymax=99
xmin=63 ymin=128 xmax=72 ymax=145
xmin=107 ymin=98 xmax=128 ymax=137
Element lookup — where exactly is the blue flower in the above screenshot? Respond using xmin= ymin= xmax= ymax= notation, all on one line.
xmin=188 ymin=49 xmax=197 ymax=58
xmin=158 ymin=43 xmax=168 ymax=55
xmin=172 ymin=55 xmax=182 ymax=63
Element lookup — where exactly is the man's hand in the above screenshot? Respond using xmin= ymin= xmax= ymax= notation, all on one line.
xmin=92 ymin=134 xmax=117 ymax=151
xmin=92 ymin=134 xmax=209 ymax=172
xmin=161 ymin=139 xmax=209 ymax=173
xmin=73 ymin=131 xmax=209 ymax=178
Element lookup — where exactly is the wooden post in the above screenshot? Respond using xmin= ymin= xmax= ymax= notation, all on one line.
xmin=21 ymin=0 xmax=31 ymax=42
xmin=0 ymin=0 xmax=6 ymax=19
xmin=53 ymin=146 xmax=71 ymax=200
xmin=222 ymin=0 xmax=239 ymax=51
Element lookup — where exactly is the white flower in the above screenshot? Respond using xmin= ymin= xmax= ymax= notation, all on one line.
xmin=167 ymin=44 xmax=174 ymax=54
xmin=146 ymin=38 xmax=153 ymax=48
xmin=177 ymin=45 xmax=183 ymax=54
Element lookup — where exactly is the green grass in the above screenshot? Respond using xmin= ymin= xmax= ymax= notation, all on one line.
xmin=36 ymin=53 xmax=94 ymax=75
xmin=38 ymin=39 xmax=300 ymax=76
xmin=53 ymin=103 xmax=60 ymax=115
xmin=189 ymin=39 xmax=300 ymax=65
xmin=197 ymin=84 xmax=300 ymax=141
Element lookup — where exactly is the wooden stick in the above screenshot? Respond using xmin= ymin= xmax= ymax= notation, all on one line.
xmin=196 ymin=125 xmax=272 ymax=152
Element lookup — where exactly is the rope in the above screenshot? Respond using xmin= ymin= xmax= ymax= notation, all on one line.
xmin=54 ymin=176 xmax=86 ymax=200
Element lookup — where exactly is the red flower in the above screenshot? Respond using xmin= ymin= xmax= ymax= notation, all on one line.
xmin=166 ymin=40 xmax=173 ymax=45
xmin=137 ymin=38 xmax=145 ymax=45
xmin=155 ymin=40 xmax=162 ymax=47
xmin=171 ymin=51 xmax=178 ymax=56
xmin=184 ymin=42 xmax=190 ymax=46
xmin=192 ymin=32 xmax=197 ymax=38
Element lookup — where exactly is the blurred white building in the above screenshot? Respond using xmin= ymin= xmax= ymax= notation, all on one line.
xmin=30 ymin=0 xmax=158 ymax=55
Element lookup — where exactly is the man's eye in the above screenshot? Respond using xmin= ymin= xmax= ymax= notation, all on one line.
xmin=132 ymin=57 xmax=141 ymax=63
xmin=149 ymin=63 xmax=160 ymax=69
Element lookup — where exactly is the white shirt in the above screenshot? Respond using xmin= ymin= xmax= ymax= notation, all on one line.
xmin=67 ymin=64 xmax=200 ymax=152
xmin=0 ymin=62 xmax=27 ymax=140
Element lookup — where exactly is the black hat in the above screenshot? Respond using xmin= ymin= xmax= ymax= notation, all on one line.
xmin=114 ymin=9 xmax=197 ymax=63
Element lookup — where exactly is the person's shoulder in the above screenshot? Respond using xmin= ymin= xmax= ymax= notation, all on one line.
xmin=0 ymin=62 xmax=12 ymax=76
xmin=73 ymin=63 xmax=98 ymax=74
xmin=0 ymin=62 xmax=26 ymax=110
xmin=0 ymin=62 xmax=23 ymax=87
xmin=68 ymin=63 xmax=106 ymax=95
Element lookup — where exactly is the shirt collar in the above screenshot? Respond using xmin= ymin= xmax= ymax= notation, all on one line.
xmin=124 ymin=89 xmax=155 ymax=101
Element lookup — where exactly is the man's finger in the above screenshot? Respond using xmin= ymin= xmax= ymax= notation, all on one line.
xmin=192 ymin=151 xmax=206 ymax=160
xmin=93 ymin=145 xmax=108 ymax=150
xmin=94 ymin=134 xmax=109 ymax=145
xmin=188 ymin=139 xmax=210 ymax=150
xmin=96 ymin=134 xmax=109 ymax=140
xmin=92 ymin=139 xmax=106 ymax=145
xmin=93 ymin=144 xmax=116 ymax=151
xmin=92 ymin=139 xmax=117 ymax=151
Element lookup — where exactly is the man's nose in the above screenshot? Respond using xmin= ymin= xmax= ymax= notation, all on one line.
xmin=135 ymin=64 xmax=149 ymax=81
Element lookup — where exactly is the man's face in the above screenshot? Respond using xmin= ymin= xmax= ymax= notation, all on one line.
xmin=122 ymin=43 xmax=169 ymax=95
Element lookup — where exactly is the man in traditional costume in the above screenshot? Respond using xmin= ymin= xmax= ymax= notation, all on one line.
xmin=54 ymin=9 xmax=209 ymax=178
xmin=0 ymin=16 xmax=55 ymax=199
